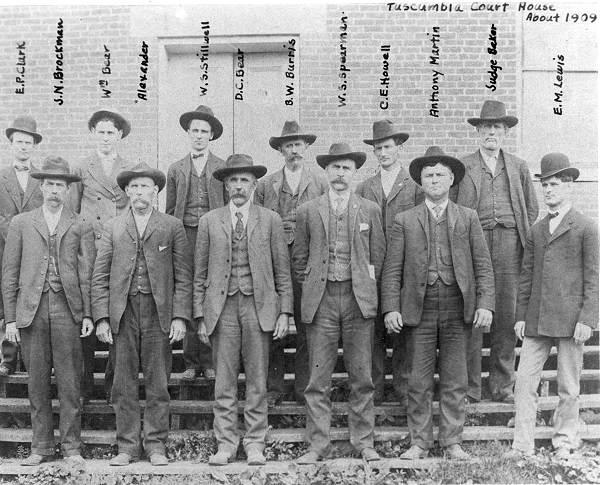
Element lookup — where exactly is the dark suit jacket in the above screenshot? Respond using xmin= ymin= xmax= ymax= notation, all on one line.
xmin=453 ymin=150 xmax=539 ymax=247
xmin=193 ymin=204 xmax=293 ymax=335
xmin=0 ymin=166 xmax=43 ymax=240
xmin=2 ymin=206 xmax=94 ymax=327
xmin=381 ymin=201 xmax=495 ymax=326
xmin=355 ymin=166 xmax=424 ymax=236
xmin=69 ymin=153 xmax=133 ymax=240
xmin=292 ymin=192 xmax=386 ymax=324
xmin=92 ymin=209 xmax=193 ymax=335
xmin=165 ymin=152 xmax=226 ymax=220
xmin=516 ymin=208 xmax=599 ymax=337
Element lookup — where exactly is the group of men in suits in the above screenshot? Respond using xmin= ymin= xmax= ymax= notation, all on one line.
xmin=0 ymin=98 xmax=596 ymax=466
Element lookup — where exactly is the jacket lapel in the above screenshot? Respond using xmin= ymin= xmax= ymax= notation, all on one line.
xmin=22 ymin=176 xmax=40 ymax=208
xmin=549 ymin=208 xmax=574 ymax=243
xmin=88 ymin=153 xmax=116 ymax=197
xmin=220 ymin=206 xmax=232 ymax=239
xmin=271 ymin=169 xmax=284 ymax=200
xmin=348 ymin=193 xmax=360 ymax=249
xmin=469 ymin=152 xmax=485 ymax=200
xmin=55 ymin=206 xmax=75 ymax=244
xmin=386 ymin=167 xmax=409 ymax=204
xmin=32 ymin=207 xmax=49 ymax=241
xmin=317 ymin=194 xmax=330 ymax=240
xmin=370 ymin=175 xmax=383 ymax=207
xmin=142 ymin=210 xmax=159 ymax=242
xmin=416 ymin=203 xmax=430 ymax=242
xmin=247 ymin=204 xmax=258 ymax=240
xmin=502 ymin=150 xmax=520 ymax=207
xmin=297 ymin=167 xmax=310 ymax=198
xmin=125 ymin=210 xmax=138 ymax=242
xmin=447 ymin=201 xmax=459 ymax=253
xmin=4 ymin=168 xmax=24 ymax=210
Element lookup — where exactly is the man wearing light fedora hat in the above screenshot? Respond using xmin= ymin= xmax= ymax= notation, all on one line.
xmin=193 ymin=154 xmax=292 ymax=465
xmin=0 ymin=115 xmax=44 ymax=377
xmin=357 ymin=119 xmax=423 ymax=407
xmin=92 ymin=162 xmax=192 ymax=466
xmin=2 ymin=156 xmax=95 ymax=466
xmin=509 ymin=154 xmax=598 ymax=459
xmin=454 ymin=100 xmax=539 ymax=403
xmin=255 ymin=120 xmax=328 ymax=406
xmin=293 ymin=143 xmax=386 ymax=463
xmin=166 ymin=105 xmax=227 ymax=383
xmin=382 ymin=147 xmax=494 ymax=459
xmin=69 ymin=108 xmax=136 ymax=405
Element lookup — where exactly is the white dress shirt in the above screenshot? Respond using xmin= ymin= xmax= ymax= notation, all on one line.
xmin=380 ymin=164 xmax=402 ymax=197
xmin=329 ymin=188 xmax=350 ymax=213
xmin=548 ymin=203 xmax=571 ymax=235
xmin=425 ymin=198 xmax=449 ymax=218
xmin=191 ymin=150 xmax=208 ymax=175
xmin=133 ymin=209 xmax=152 ymax=236
xmin=229 ymin=198 xmax=252 ymax=230
xmin=14 ymin=167 xmax=29 ymax=192
xmin=284 ymin=166 xmax=302 ymax=194
xmin=97 ymin=152 xmax=116 ymax=177
xmin=479 ymin=149 xmax=499 ymax=174
xmin=43 ymin=205 xmax=63 ymax=235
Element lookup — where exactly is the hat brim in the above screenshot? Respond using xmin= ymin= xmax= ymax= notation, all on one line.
xmin=213 ymin=165 xmax=267 ymax=182
xmin=269 ymin=134 xmax=317 ymax=150
xmin=316 ymin=152 xmax=366 ymax=170
xmin=89 ymin=110 xmax=131 ymax=138
xmin=363 ymin=132 xmax=409 ymax=146
xmin=409 ymin=155 xmax=465 ymax=187
xmin=6 ymin=128 xmax=42 ymax=144
xmin=30 ymin=171 xmax=80 ymax=183
xmin=467 ymin=116 xmax=518 ymax=128
xmin=116 ymin=169 xmax=166 ymax=192
xmin=535 ymin=167 xmax=580 ymax=181
xmin=179 ymin=112 xmax=223 ymax=140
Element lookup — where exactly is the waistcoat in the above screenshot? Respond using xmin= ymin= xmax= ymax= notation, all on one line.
xmin=327 ymin=204 xmax=352 ymax=281
xmin=426 ymin=209 xmax=456 ymax=286
xmin=477 ymin=153 xmax=516 ymax=230
xmin=228 ymin=224 xmax=254 ymax=296
xmin=183 ymin=158 xmax=210 ymax=227
xmin=128 ymin=229 xmax=152 ymax=296
xmin=43 ymin=233 xmax=63 ymax=293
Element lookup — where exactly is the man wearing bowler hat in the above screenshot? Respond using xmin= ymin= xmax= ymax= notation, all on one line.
xmin=0 ymin=116 xmax=44 ymax=377
xmin=255 ymin=120 xmax=328 ymax=405
xmin=92 ymin=163 xmax=192 ymax=466
xmin=70 ymin=109 xmax=135 ymax=404
xmin=382 ymin=147 xmax=494 ymax=459
xmin=2 ymin=156 xmax=94 ymax=466
xmin=509 ymin=154 xmax=598 ymax=459
xmin=454 ymin=100 xmax=538 ymax=403
xmin=293 ymin=143 xmax=386 ymax=463
xmin=357 ymin=119 xmax=423 ymax=406
xmin=166 ymin=105 xmax=227 ymax=382
xmin=193 ymin=154 xmax=292 ymax=465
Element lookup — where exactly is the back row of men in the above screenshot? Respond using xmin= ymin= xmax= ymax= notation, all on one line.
xmin=0 ymin=100 xmax=596 ymax=467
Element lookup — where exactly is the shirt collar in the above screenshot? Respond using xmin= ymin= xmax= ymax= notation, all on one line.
xmin=381 ymin=163 xmax=403 ymax=180
xmin=191 ymin=148 xmax=208 ymax=160
xmin=42 ymin=204 xmax=63 ymax=227
xmin=132 ymin=208 xmax=153 ymax=221
xmin=284 ymin=166 xmax=302 ymax=182
xmin=328 ymin=188 xmax=350 ymax=207
xmin=229 ymin=198 xmax=252 ymax=223
xmin=549 ymin=203 xmax=571 ymax=219
xmin=479 ymin=148 xmax=500 ymax=164
xmin=425 ymin=198 xmax=449 ymax=213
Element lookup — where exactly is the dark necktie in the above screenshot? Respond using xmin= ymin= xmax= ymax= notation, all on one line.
xmin=13 ymin=163 xmax=29 ymax=172
xmin=191 ymin=152 xmax=205 ymax=160
xmin=548 ymin=212 xmax=559 ymax=219
xmin=235 ymin=212 xmax=244 ymax=237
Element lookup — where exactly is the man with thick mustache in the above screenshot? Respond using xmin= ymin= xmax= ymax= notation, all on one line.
xmin=92 ymin=163 xmax=192 ymax=466
xmin=454 ymin=101 xmax=538 ymax=403
xmin=254 ymin=121 xmax=327 ymax=405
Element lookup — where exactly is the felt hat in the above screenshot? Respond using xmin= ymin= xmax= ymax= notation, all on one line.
xmin=535 ymin=152 xmax=579 ymax=181
xmin=363 ymin=119 xmax=409 ymax=146
xmin=409 ymin=146 xmax=465 ymax=186
xmin=179 ymin=105 xmax=223 ymax=140
xmin=316 ymin=143 xmax=367 ymax=170
xmin=467 ymin=100 xmax=518 ymax=128
xmin=269 ymin=121 xmax=317 ymax=150
xmin=213 ymin=154 xmax=267 ymax=182
xmin=6 ymin=115 xmax=43 ymax=144
xmin=30 ymin=156 xmax=80 ymax=183
xmin=88 ymin=109 xmax=131 ymax=138
xmin=116 ymin=162 xmax=166 ymax=192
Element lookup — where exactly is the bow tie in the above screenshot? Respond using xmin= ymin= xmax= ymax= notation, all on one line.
xmin=191 ymin=153 xmax=205 ymax=160
xmin=14 ymin=164 xmax=29 ymax=172
xmin=548 ymin=212 xmax=559 ymax=219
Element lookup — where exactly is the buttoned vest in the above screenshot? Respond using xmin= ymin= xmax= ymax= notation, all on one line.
xmin=128 ymin=229 xmax=152 ymax=296
xmin=183 ymin=158 xmax=210 ymax=227
xmin=327 ymin=204 xmax=352 ymax=282
xmin=426 ymin=209 xmax=456 ymax=286
xmin=278 ymin=176 xmax=300 ymax=245
xmin=43 ymin=233 xmax=63 ymax=293
xmin=477 ymin=153 xmax=516 ymax=230
xmin=228 ymin=224 xmax=254 ymax=296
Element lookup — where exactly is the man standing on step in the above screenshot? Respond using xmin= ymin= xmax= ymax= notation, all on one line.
xmin=454 ymin=101 xmax=538 ymax=404
xmin=509 ymin=154 xmax=598 ymax=459
xmin=357 ymin=119 xmax=423 ymax=406
xmin=70 ymin=109 xmax=135 ymax=405
xmin=166 ymin=105 xmax=227 ymax=382
xmin=2 ymin=156 xmax=94 ymax=466
xmin=194 ymin=154 xmax=292 ymax=466
xmin=254 ymin=120 xmax=327 ymax=405
xmin=93 ymin=163 xmax=192 ymax=466
xmin=0 ymin=116 xmax=44 ymax=377
xmin=293 ymin=143 xmax=386 ymax=464
xmin=382 ymin=147 xmax=494 ymax=460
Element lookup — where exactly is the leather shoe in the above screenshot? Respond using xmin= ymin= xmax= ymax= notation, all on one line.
xmin=209 ymin=449 xmax=234 ymax=466
xmin=64 ymin=454 xmax=86 ymax=466
xmin=445 ymin=444 xmax=469 ymax=460
xmin=361 ymin=447 xmax=381 ymax=461
xmin=109 ymin=453 xmax=136 ymax=466
xmin=297 ymin=450 xmax=323 ymax=464
xmin=246 ymin=445 xmax=266 ymax=466
xmin=400 ymin=445 xmax=429 ymax=460
xmin=149 ymin=453 xmax=169 ymax=466
xmin=267 ymin=392 xmax=284 ymax=407
xmin=181 ymin=368 xmax=197 ymax=381
xmin=21 ymin=454 xmax=54 ymax=466
xmin=203 ymin=368 xmax=216 ymax=379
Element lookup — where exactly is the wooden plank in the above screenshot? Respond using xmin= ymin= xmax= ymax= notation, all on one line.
xmin=1 ymin=394 xmax=600 ymax=415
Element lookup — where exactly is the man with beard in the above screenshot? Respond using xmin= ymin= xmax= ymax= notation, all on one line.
xmin=293 ymin=143 xmax=386 ymax=464
xmin=92 ymin=163 xmax=192 ymax=466
xmin=0 ymin=116 xmax=44 ymax=377
xmin=254 ymin=120 xmax=327 ymax=405
xmin=194 ymin=154 xmax=292 ymax=465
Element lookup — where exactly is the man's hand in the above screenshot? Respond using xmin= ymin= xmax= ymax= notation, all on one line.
xmin=169 ymin=318 xmax=187 ymax=345
xmin=96 ymin=319 xmax=113 ymax=344
xmin=5 ymin=322 xmax=20 ymax=344
xmin=473 ymin=308 xmax=493 ymax=329
xmin=384 ymin=311 xmax=403 ymax=334
xmin=573 ymin=322 xmax=592 ymax=345
xmin=514 ymin=320 xmax=526 ymax=341
xmin=80 ymin=317 xmax=94 ymax=338
xmin=196 ymin=318 xmax=210 ymax=346
xmin=273 ymin=314 xmax=289 ymax=340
